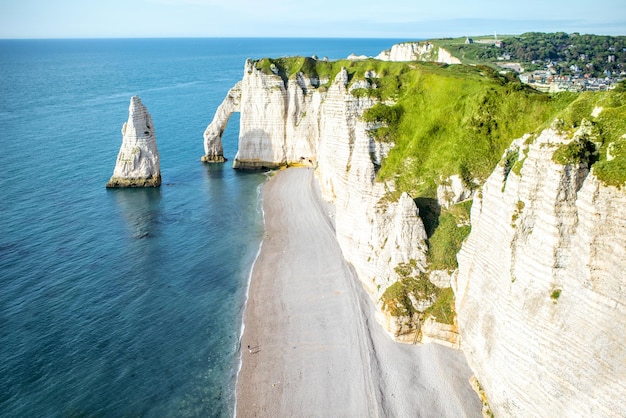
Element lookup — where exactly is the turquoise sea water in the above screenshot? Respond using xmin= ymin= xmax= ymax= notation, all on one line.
xmin=0 ymin=38 xmax=402 ymax=417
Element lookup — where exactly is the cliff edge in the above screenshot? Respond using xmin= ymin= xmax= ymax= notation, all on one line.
xmin=376 ymin=41 xmax=461 ymax=64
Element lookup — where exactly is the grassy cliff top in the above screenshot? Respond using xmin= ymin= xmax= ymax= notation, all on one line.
xmin=552 ymin=89 xmax=626 ymax=188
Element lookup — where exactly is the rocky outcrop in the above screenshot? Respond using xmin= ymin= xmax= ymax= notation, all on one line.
xmin=420 ymin=317 xmax=459 ymax=348
xmin=454 ymin=125 xmax=626 ymax=416
xmin=376 ymin=42 xmax=461 ymax=64
xmin=203 ymin=61 xmax=429 ymax=341
xmin=376 ymin=42 xmax=433 ymax=61
xmin=107 ymin=96 xmax=161 ymax=188
xmin=203 ymin=60 xmax=321 ymax=169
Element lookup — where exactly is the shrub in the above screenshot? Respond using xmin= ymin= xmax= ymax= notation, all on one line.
xmin=552 ymin=138 xmax=597 ymax=166
xmin=363 ymin=103 xmax=404 ymax=125
xmin=427 ymin=201 xmax=472 ymax=270
xmin=594 ymin=139 xmax=626 ymax=187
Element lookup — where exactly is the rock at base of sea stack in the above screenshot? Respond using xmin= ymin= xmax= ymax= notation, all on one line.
xmin=106 ymin=96 xmax=161 ymax=188
xmin=200 ymin=155 xmax=227 ymax=163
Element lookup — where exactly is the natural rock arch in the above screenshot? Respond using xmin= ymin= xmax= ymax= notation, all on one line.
xmin=201 ymin=81 xmax=242 ymax=163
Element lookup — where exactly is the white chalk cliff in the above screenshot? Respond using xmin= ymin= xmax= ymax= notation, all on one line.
xmin=204 ymin=52 xmax=626 ymax=415
xmin=202 ymin=59 xmax=429 ymax=340
xmin=203 ymin=60 xmax=322 ymax=168
xmin=107 ymin=96 xmax=161 ymax=188
xmin=376 ymin=42 xmax=461 ymax=64
xmin=455 ymin=125 xmax=626 ymax=416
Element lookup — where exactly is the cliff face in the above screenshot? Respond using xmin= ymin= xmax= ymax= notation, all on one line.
xmin=203 ymin=60 xmax=429 ymax=341
xmin=107 ymin=96 xmax=161 ymax=188
xmin=376 ymin=42 xmax=461 ymax=64
xmin=455 ymin=125 xmax=626 ymax=416
xmin=314 ymin=67 xmax=428 ymax=300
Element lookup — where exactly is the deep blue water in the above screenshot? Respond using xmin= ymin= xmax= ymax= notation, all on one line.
xmin=0 ymin=38 xmax=402 ymax=417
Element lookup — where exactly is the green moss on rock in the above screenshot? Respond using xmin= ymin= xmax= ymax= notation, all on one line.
xmin=106 ymin=175 xmax=161 ymax=188
xmin=424 ymin=287 xmax=456 ymax=325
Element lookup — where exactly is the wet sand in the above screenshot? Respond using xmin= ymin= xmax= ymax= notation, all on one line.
xmin=236 ymin=168 xmax=481 ymax=417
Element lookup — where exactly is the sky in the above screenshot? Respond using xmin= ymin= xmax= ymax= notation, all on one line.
xmin=0 ymin=0 xmax=625 ymax=39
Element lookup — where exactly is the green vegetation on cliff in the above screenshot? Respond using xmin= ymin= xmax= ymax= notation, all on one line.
xmin=427 ymin=201 xmax=472 ymax=270
xmin=381 ymin=261 xmax=454 ymax=325
xmin=255 ymin=56 xmax=343 ymax=84
xmin=550 ymin=91 xmax=626 ymax=187
xmin=254 ymin=56 xmax=414 ymax=100
xmin=370 ymin=67 xmax=574 ymax=195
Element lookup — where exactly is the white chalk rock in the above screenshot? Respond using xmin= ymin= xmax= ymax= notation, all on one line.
xmin=376 ymin=42 xmax=461 ymax=64
xmin=429 ymin=270 xmax=452 ymax=288
xmin=376 ymin=42 xmax=433 ymax=61
xmin=107 ymin=96 xmax=161 ymax=188
xmin=420 ymin=317 xmax=460 ymax=349
xmin=436 ymin=48 xmax=462 ymax=65
xmin=437 ymin=175 xmax=474 ymax=209
xmin=455 ymin=126 xmax=626 ymax=417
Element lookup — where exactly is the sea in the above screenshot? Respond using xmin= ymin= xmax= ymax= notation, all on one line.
xmin=0 ymin=38 xmax=403 ymax=417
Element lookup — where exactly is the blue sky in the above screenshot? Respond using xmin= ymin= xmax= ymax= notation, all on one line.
xmin=1 ymin=0 xmax=624 ymax=39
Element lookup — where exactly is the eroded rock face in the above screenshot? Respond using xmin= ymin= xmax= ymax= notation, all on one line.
xmin=107 ymin=96 xmax=161 ymax=188
xmin=455 ymin=126 xmax=626 ymax=417
xmin=437 ymin=174 xmax=474 ymax=209
xmin=314 ymin=69 xmax=428 ymax=307
xmin=436 ymin=48 xmax=462 ymax=65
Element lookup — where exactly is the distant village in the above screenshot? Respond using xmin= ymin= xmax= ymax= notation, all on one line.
xmin=515 ymin=67 xmax=625 ymax=93
xmin=464 ymin=36 xmax=625 ymax=92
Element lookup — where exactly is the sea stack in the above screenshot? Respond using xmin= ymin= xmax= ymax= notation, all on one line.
xmin=106 ymin=96 xmax=161 ymax=188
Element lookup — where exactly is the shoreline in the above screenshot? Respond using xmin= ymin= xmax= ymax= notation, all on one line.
xmin=235 ymin=167 xmax=481 ymax=417
xmin=234 ymin=230 xmax=264 ymax=417
xmin=233 ymin=173 xmax=269 ymax=417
